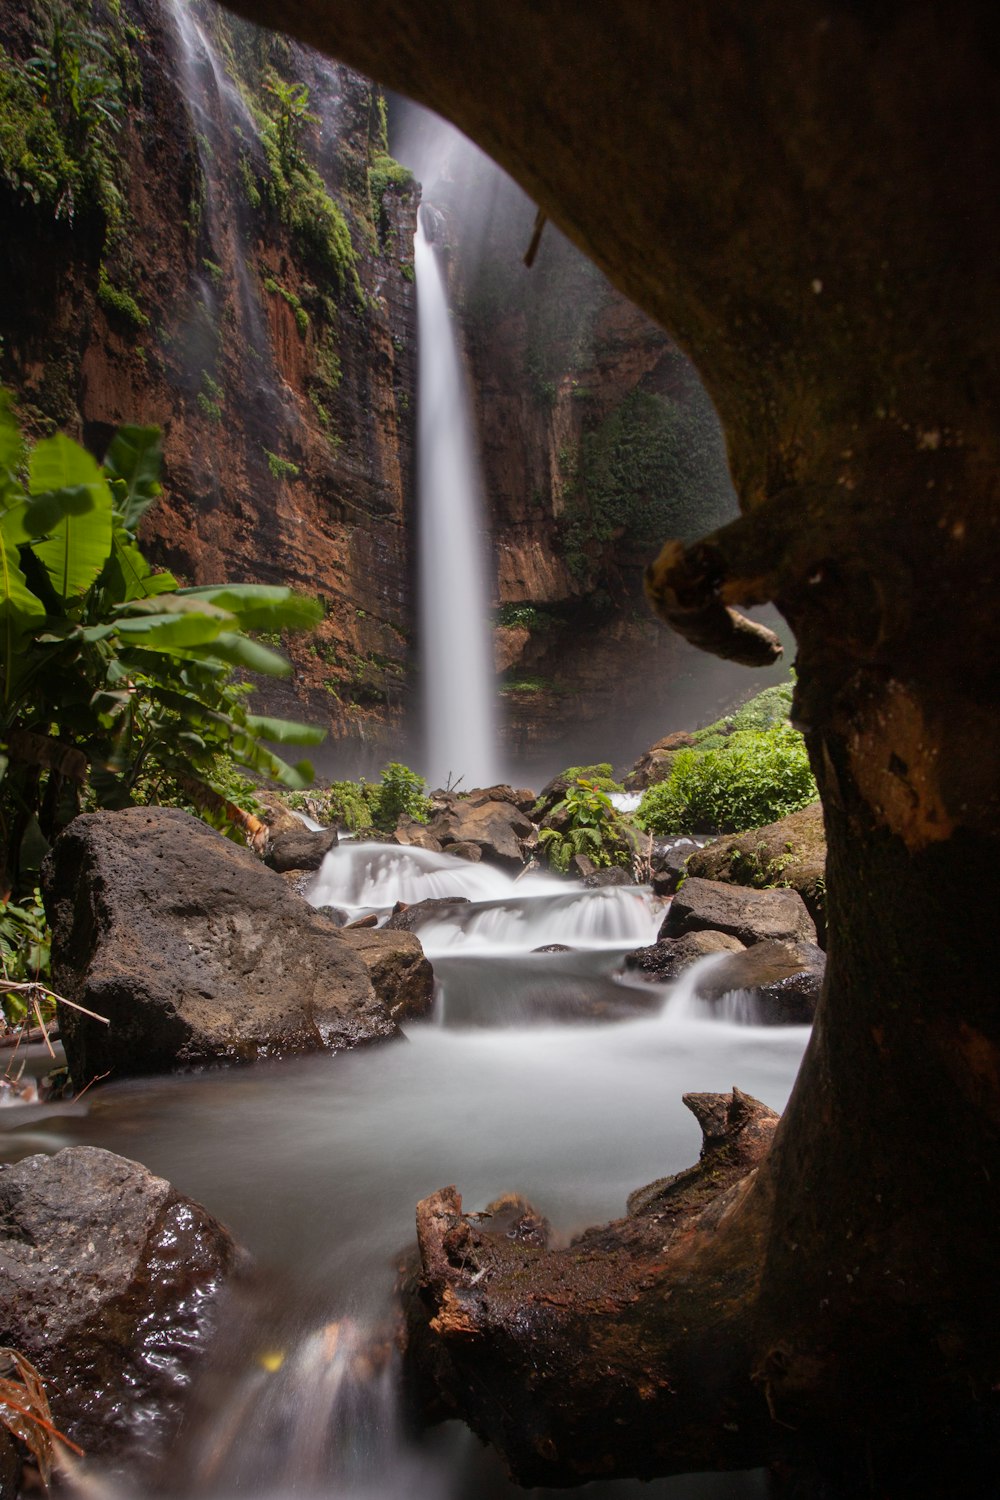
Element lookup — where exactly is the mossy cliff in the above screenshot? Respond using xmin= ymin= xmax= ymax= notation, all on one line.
xmin=0 ymin=0 xmax=418 ymax=770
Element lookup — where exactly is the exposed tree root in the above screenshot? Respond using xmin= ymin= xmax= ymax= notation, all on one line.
xmin=400 ymin=1090 xmax=781 ymax=1484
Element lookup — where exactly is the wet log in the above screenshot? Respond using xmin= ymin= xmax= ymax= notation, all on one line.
xmin=401 ymin=1091 xmax=781 ymax=1483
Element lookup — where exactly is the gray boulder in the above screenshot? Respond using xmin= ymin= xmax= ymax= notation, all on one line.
xmin=384 ymin=896 xmax=470 ymax=933
xmin=43 ymin=807 xmax=399 ymax=1085
xmin=0 ymin=1147 xmax=244 ymax=1457
xmin=660 ymin=876 xmax=817 ymax=947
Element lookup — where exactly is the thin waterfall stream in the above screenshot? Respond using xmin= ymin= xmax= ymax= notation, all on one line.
xmin=414 ymin=207 xmax=499 ymax=791
xmin=0 ymin=846 xmax=809 ymax=1498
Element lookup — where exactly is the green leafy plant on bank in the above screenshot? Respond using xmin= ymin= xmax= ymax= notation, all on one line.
xmin=0 ymin=392 xmax=324 ymax=897
xmin=538 ymin=777 xmax=630 ymax=873
xmin=288 ymin=761 xmax=429 ymax=832
xmin=636 ymin=720 xmax=817 ymax=836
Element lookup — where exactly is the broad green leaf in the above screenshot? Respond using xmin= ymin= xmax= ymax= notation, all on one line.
xmin=106 ymin=528 xmax=177 ymax=604
xmin=114 ymin=610 xmax=233 ymax=650
xmin=245 ymin=713 xmax=326 ymax=745
xmin=0 ymin=391 xmax=24 ymax=479
xmin=115 ymin=595 xmax=235 ymax=619
xmin=185 ymin=632 xmax=292 ymax=676
xmin=176 ymin=584 xmax=323 ymax=632
xmin=29 ymin=435 xmax=113 ymax=601
xmin=0 ymin=509 xmax=46 ymax=661
xmin=103 ymin=425 xmax=163 ymax=531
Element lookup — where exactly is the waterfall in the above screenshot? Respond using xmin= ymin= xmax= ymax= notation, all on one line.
xmin=414 ymin=207 xmax=499 ymax=791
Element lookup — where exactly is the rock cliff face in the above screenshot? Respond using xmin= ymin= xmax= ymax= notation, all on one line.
xmin=0 ymin=3 xmax=781 ymax=783
xmin=0 ymin=0 xmax=418 ymax=771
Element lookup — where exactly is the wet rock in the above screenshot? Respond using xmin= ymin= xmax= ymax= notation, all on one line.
xmin=343 ymin=912 xmax=379 ymax=929
xmin=384 ymin=896 xmax=470 ymax=933
xmin=0 ymin=1432 xmax=17 ymax=1499
xmin=623 ymin=929 xmax=745 ymax=982
xmin=265 ymin=825 xmax=339 ymax=873
xmin=532 ymin=943 xmax=573 ymax=954
xmin=0 ymin=1147 xmax=246 ymax=1458
xmin=43 ymin=807 xmax=399 ymax=1085
xmin=337 ymin=927 xmax=435 ymax=1021
xmin=685 ymin=803 xmax=827 ymax=945
xmin=650 ymin=835 xmax=709 ymax=896
xmin=693 ymin=939 xmax=825 ymax=1024
xmin=660 ymin=876 xmax=817 ymax=947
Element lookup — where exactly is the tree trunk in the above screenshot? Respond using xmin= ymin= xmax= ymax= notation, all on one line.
xmin=219 ymin=0 xmax=1000 ymax=1484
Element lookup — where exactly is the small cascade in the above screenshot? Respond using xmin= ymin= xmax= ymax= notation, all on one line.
xmin=414 ymin=206 xmax=499 ymax=790
xmin=413 ymin=885 xmax=662 ymax=958
xmin=306 ymin=841 xmax=521 ymax=915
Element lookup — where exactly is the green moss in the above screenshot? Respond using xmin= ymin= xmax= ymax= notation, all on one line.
xmin=262 ymin=276 xmax=310 ymax=336
xmin=561 ymin=387 xmax=735 ymax=584
xmin=400 ymin=261 xmax=414 ymax=282
xmin=264 ymin=449 xmax=300 ymax=481
xmin=97 ymin=267 xmax=148 ymax=330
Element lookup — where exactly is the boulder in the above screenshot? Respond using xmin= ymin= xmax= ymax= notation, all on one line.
xmin=650 ymin=835 xmax=708 ymax=896
xmin=685 ymin=802 xmax=827 ymax=945
xmin=265 ymin=824 xmax=339 ymax=873
xmin=692 ymin=940 xmax=825 ymax=1024
xmin=337 ymin=927 xmax=435 ymax=1022
xmin=384 ymin=896 xmax=470 ymax=933
xmin=660 ymin=876 xmax=817 ymax=947
xmin=43 ymin=807 xmax=399 ymax=1085
xmin=421 ymin=798 xmax=536 ymax=869
xmin=0 ymin=1147 xmax=245 ymax=1457
xmin=447 ymin=840 xmax=483 ymax=863
xmin=583 ymin=866 xmax=635 ymax=888
xmin=623 ymin=731 xmax=696 ymax=792
xmin=393 ymin=819 xmax=443 ymax=852
xmin=623 ymin=929 xmax=745 ymax=982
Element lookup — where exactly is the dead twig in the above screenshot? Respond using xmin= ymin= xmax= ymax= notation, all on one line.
xmin=0 ymin=981 xmax=109 ymax=1025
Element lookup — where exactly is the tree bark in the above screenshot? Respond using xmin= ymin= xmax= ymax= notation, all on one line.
xmin=219 ymin=0 xmax=1000 ymax=1484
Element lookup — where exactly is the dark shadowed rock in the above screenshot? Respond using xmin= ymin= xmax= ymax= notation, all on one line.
xmin=660 ymin=876 xmax=816 ymax=947
xmin=685 ymin=803 xmax=827 ymax=945
xmin=384 ymin=896 xmax=471 ymax=933
xmin=650 ymin=835 xmax=709 ymax=896
xmin=265 ymin=825 xmax=339 ymax=873
xmin=337 ymin=926 xmax=435 ymax=1021
xmin=583 ymin=866 xmax=635 ymax=888
xmin=0 ymin=1147 xmax=245 ymax=1458
xmin=692 ymin=939 xmax=825 ymax=1024
xmin=623 ymin=929 xmax=745 ymax=982
xmin=43 ymin=807 xmax=399 ymax=1085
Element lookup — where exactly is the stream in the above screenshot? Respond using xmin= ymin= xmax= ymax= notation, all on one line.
xmin=0 ymin=844 xmax=809 ymax=1498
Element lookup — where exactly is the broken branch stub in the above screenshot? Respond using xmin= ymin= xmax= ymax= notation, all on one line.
xmin=644 ymin=540 xmax=783 ymax=667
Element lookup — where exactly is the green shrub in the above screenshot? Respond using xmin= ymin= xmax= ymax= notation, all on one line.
xmin=371 ymin=761 xmax=429 ymax=830
xmin=636 ymin=722 xmax=817 ymax=836
xmin=538 ymin=777 xmax=632 ymax=873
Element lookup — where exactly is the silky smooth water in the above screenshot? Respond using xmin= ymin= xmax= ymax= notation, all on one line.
xmin=0 ymin=846 xmax=808 ymax=1498
xmin=414 ymin=210 xmax=499 ymax=790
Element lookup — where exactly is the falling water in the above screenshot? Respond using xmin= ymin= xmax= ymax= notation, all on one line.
xmin=414 ymin=207 xmax=499 ymax=791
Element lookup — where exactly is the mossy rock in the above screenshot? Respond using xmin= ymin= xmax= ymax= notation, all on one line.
xmin=684 ymin=802 xmax=826 ymax=946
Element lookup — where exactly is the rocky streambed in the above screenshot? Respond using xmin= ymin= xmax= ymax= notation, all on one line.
xmin=0 ymin=800 xmax=822 ymax=1495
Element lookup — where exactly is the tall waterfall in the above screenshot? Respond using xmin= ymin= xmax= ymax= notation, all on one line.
xmin=414 ymin=207 xmax=499 ymax=791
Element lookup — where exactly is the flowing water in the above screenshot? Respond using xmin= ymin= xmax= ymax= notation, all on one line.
xmin=414 ymin=210 xmax=499 ymax=791
xmin=0 ymin=844 xmax=808 ymax=1498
